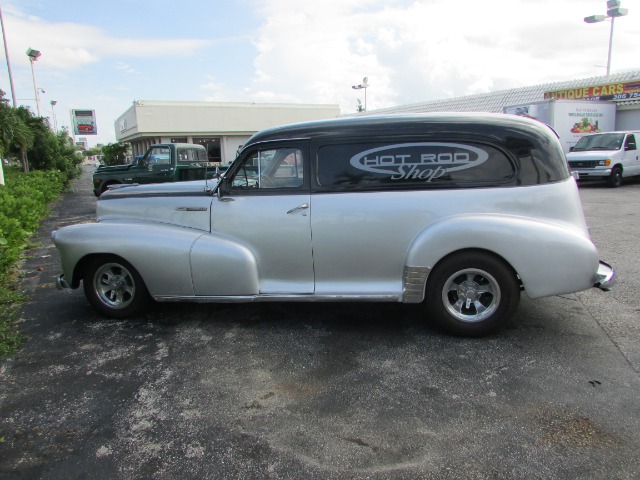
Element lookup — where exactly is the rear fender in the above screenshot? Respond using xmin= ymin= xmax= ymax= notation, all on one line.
xmin=405 ymin=214 xmax=599 ymax=299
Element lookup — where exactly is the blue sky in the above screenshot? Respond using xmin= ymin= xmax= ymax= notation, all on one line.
xmin=1 ymin=0 xmax=638 ymax=147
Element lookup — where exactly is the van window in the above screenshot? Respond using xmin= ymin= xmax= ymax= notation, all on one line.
xmin=316 ymin=142 xmax=515 ymax=189
xmin=572 ymin=133 xmax=625 ymax=151
xmin=624 ymin=135 xmax=637 ymax=151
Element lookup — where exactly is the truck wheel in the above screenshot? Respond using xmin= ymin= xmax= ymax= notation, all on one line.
xmin=83 ymin=256 xmax=150 ymax=319
xmin=99 ymin=181 xmax=118 ymax=195
xmin=425 ymin=251 xmax=520 ymax=337
xmin=607 ymin=167 xmax=622 ymax=188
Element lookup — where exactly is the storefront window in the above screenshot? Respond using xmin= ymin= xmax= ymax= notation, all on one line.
xmin=194 ymin=137 xmax=222 ymax=163
xmin=171 ymin=137 xmax=188 ymax=144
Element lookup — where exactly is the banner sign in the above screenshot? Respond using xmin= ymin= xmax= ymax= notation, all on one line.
xmin=71 ymin=109 xmax=97 ymax=135
xmin=544 ymin=81 xmax=640 ymax=102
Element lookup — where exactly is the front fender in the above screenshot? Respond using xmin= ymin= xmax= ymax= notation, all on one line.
xmin=406 ymin=214 xmax=599 ymax=299
xmin=54 ymin=221 xmax=260 ymax=298
xmin=55 ymin=221 xmax=203 ymax=297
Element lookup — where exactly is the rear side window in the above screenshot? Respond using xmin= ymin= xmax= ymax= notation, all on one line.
xmin=177 ymin=148 xmax=208 ymax=163
xmin=316 ymin=142 xmax=515 ymax=189
xmin=625 ymin=134 xmax=637 ymax=151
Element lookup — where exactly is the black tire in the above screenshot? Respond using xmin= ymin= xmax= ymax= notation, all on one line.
xmin=607 ymin=166 xmax=622 ymax=188
xmin=425 ymin=251 xmax=520 ymax=337
xmin=99 ymin=181 xmax=118 ymax=195
xmin=83 ymin=256 xmax=150 ymax=319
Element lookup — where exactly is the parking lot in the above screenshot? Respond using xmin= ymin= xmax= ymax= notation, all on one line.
xmin=1 ymin=167 xmax=639 ymax=479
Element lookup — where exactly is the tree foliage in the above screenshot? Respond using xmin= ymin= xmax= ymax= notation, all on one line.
xmin=101 ymin=142 xmax=129 ymax=166
xmin=0 ymin=90 xmax=81 ymax=179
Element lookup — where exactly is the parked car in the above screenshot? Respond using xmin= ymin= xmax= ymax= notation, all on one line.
xmin=53 ymin=113 xmax=615 ymax=336
xmin=77 ymin=124 xmax=95 ymax=133
xmin=567 ymin=131 xmax=640 ymax=187
xmin=92 ymin=143 xmax=209 ymax=196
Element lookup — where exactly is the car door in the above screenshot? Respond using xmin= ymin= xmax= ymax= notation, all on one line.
xmin=623 ymin=134 xmax=640 ymax=176
xmin=211 ymin=143 xmax=314 ymax=294
xmin=133 ymin=145 xmax=174 ymax=184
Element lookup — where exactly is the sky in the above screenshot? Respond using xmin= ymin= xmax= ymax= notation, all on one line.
xmin=0 ymin=0 xmax=638 ymax=147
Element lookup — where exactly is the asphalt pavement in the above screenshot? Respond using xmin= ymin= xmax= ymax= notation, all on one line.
xmin=0 ymin=166 xmax=639 ymax=479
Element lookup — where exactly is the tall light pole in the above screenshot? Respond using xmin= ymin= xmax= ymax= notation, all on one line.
xmin=584 ymin=0 xmax=628 ymax=76
xmin=352 ymin=76 xmax=369 ymax=111
xmin=26 ymin=47 xmax=42 ymax=115
xmin=50 ymin=100 xmax=57 ymax=131
xmin=0 ymin=2 xmax=17 ymax=108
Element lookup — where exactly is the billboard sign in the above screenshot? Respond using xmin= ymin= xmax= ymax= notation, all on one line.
xmin=544 ymin=81 xmax=640 ymax=102
xmin=505 ymin=100 xmax=616 ymax=152
xmin=71 ymin=109 xmax=97 ymax=135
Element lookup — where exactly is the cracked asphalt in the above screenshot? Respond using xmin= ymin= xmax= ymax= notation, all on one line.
xmin=1 ymin=167 xmax=639 ymax=479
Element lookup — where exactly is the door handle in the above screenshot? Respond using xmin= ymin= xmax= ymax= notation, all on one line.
xmin=287 ymin=203 xmax=309 ymax=214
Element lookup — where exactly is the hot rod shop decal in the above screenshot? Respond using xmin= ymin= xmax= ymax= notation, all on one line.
xmin=350 ymin=143 xmax=489 ymax=181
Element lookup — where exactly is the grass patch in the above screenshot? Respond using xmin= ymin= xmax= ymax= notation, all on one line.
xmin=0 ymin=272 xmax=27 ymax=357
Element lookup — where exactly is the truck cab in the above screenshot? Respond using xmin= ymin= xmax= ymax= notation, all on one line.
xmin=92 ymin=143 xmax=209 ymax=196
xmin=567 ymin=131 xmax=640 ymax=187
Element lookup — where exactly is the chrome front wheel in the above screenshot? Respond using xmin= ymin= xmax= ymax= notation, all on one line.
xmin=83 ymin=256 xmax=149 ymax=318
xmin=93 ymin=263 xmax=136 ymax=310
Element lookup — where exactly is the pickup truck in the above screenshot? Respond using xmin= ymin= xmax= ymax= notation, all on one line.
xmin=92 ymin=143 xmax=210 ymax=196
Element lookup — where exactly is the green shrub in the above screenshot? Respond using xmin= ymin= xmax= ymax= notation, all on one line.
xmin=0 ymin=168 xmax=67 ymax=357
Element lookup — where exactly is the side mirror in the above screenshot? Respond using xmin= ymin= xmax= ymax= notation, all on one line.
xmin=569 ymin=146 xmax=575 ymax=152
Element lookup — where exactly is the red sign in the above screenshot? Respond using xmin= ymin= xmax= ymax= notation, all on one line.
xmin=544 ymin=81 xmax=640 ymax=102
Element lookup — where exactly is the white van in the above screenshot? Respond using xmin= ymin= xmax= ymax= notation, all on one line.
xmin=567 ymin=131 xmax=640 ymax=187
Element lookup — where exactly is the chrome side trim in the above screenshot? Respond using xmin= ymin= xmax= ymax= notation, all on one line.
xmin=594 ymin=260 xmax=616 ymax=291
xmin=402 ymin=266 xmax=430 ymax=303
xmin=154 ymin=294 xmax=399 ymax=303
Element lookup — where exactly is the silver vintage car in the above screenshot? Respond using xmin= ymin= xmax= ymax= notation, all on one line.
xmin=54 ymin=114 xmax=615 ymax=336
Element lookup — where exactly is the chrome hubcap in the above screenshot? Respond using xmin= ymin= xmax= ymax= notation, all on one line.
xmin=94 ymin=263 xmax=135 ymax=309
xmin=442 ymin=268 xmax=500 ymax=323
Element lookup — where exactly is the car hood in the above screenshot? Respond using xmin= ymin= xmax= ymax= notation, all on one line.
xmin=566 ymin=150 xmax=619 ymax=160
xmin=100 ymin=179 xmax=216 ymax=198
xmin=97 ymin=179 xmax=218 ymax=232
xmin=95 ymin=164 xmax=133 ymax=173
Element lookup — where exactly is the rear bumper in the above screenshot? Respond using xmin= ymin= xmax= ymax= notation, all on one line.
xmin=594 ymin=261 xmax=616 ymax=291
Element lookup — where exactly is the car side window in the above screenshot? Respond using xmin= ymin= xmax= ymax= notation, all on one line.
xmin=229 ymin=147 xmax=304 ymax=190
xmin=625 ymin=135 xmax=637 ymax=151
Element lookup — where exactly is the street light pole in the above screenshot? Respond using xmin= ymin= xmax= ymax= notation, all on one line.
xmin=50 ymin=100 xmax=57 ymax=131
xmin=26 ymin=47 xmax=42 ymax=116
xmin=584 ymin=0 xmax=628 ymax=76
xmin=352 ymin=77 xmax=370 ymax=111
xmin=0 ymin=2 xmax=17 ymax=108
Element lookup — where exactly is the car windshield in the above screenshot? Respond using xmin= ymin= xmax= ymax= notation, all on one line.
xmin=572 ymin=133 xmax=625 ymax=151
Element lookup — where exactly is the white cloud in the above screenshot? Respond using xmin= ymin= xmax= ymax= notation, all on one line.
xmin=241 ymin=0 xmax=640 ymax=113
xmin=5 ymin=14 xmax=213 ymax=70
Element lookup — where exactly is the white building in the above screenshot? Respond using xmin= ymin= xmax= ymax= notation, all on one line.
xmin=115 ymin=101 xmax=340 ymax=164
xmin=363 ymin=71 xmax=640 ymax=130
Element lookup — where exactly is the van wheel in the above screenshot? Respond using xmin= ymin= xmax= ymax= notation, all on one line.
xmin=425 ymin=251 xmax=520 ymax=337
xmin=607 ymin=167 xmax=622 ymax=188
xmin=83 ymin=256 xmax=149 ymax=319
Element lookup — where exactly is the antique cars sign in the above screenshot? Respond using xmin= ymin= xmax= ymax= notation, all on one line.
xmin=53 ymin=113 xmax=615 ymax=337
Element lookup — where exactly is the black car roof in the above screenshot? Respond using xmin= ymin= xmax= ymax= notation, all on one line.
xmin=244 ymin=113 xmax=555 ymax=146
